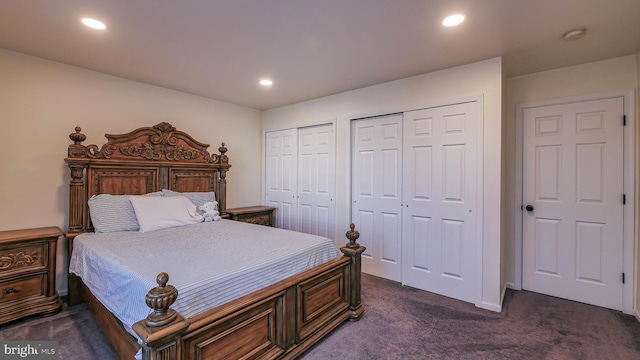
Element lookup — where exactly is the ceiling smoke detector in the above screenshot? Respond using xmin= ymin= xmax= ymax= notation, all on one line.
xmin=562 ymin=28 xmax=586 ymax=41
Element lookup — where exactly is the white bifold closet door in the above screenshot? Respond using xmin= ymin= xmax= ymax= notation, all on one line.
xmin=266 ymin=124 xmax=335 ymax=238
xmin=266 ymin=129 xmax=298 ymax=230
xmin=297 ymin=126 xmax=335 ymax=238
xmin=401 ymin=102 xmax=478 ymax=303
xmin=351 ymin=101 xmax=478 ymax=303
xmin=352 ymin=114 xmax=404 ymax=281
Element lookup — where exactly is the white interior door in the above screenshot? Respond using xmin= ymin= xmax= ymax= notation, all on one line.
xmin=352 ymin=114 xmax=403 ymax=281
xmin=265 ymin=129 xmax=298 ymax=230
xmin=522 ymin=97 xmax=624 ymax=310
xmin=298 ymin=124 xmax=335 ymax=238
xmin=401 ymin=102 xmax=478 ymax=303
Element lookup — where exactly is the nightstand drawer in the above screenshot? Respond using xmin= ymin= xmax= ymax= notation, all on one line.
xmin=226 ymin=206 xmax=276 ymax=227
xmin=0 ymin=244 xmax=45 ymax=274
xmin=237 ymin=213 xmax=271 ymax=226
xmin=0 ymin=275 xmax=45 ymax=303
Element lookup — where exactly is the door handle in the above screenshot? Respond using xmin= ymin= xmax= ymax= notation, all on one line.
xmin=525 ymin=205 xmax=534 ymax=212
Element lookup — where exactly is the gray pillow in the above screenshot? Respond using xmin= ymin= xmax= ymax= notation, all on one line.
xmin=161 ymin=189 xmax=215 ymax=209
xmin=88 ymin=192 xmax=164 ymax=233
xmin=88 ymin=194 xmax=139 ymax=233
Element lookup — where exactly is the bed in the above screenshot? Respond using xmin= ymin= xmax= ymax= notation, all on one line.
xmin=64 ymin=122 xmax=365 ymax=360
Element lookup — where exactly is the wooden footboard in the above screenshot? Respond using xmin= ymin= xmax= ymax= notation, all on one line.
xmin=132 ymin=225 xmax=365 ymax=360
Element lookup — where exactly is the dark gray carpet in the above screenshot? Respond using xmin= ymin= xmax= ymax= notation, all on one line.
xmin=2 ymin=274 xmax=640 ymax=359
xmin=301 ymin=275 xmax=640 ymax=359
xmin=0 ymin=302 xmax=118 ymax=359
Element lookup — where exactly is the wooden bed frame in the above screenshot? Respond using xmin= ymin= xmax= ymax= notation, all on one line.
xmin=64 ymin=123 xmax=365 ymax=360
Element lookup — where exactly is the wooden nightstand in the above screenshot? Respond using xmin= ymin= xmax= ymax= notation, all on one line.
xmin=0 ymin=226 xmax=63 ymax=324
xmin=226 ymin=206 xmax=276 ymax=227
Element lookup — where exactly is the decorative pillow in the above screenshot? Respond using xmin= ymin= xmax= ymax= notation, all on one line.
xmin=129 ymin=195 xmax=204 ymax=232
xmin=161 ymin=189 xmax=215 ymax=209
xmin=144 ymin=190 xmax=165 ymax=197
xmin=88 ymin=192 xmax=164 ymax=233
xmin=88 ymin=194 xmax=140 ymax=233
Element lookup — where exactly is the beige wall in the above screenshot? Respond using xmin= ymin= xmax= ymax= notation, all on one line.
xmin=0 ymin=49 xmax=263 ymax=295
xmin=506 ymin=56 xmax=638 ymax=310
xmin=501 ymin=62 xmax=509 ymax=300
xmin=636 ymin=50 xmax=640 ymax=318
xmin=263 ymin=57 xmax=504 ymax=311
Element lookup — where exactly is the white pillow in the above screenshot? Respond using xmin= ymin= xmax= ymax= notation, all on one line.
xmin=129 ymin=195 xmax=204 ymax=232
xmin=161 ymin=189 xmax=215 ymax=209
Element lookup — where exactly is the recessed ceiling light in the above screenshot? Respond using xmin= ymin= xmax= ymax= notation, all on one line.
xmin=259 ymin=79 xmax=273 ymax=86
xmin=81 ymin=18 xmax=106 ymax=30
xmin=442 ymin=14 xmax=464 ymax=27
xmin=562 ymin=28 xmax=586 ymax=41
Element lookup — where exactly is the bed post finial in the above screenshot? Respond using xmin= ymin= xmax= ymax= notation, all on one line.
xmin=70 ymin=126 xmax=86 ymax=144
xmin=218 ymin=142 xmax=229 ymax=165
xmin=144 ymin=272 xmax=179 ymax=327
xmin=68 ymin=126 xmax=88 ymax=158
xmin=340 ymin=223 xmax=366 ymax=321
xmin=134 ymin=273 xmax=189 ymax=360
xmin=345 ymin=223 xmax=360 ymax=248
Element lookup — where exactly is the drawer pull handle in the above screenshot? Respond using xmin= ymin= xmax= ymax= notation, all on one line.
xmin=3 ymin=287 xmax=19 ymax=294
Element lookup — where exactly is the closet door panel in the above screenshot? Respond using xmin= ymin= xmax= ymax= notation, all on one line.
xmin=352 ymin=114 xmax=403 ymax=281
xmin=265 ymin=129 xmax=299 ymax=231
xmin=402 ymin=102 xmax=478 ymax=303
xmin=297 ymin=124 xmax=335 ymax=239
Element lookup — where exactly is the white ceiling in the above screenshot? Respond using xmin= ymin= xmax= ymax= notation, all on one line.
xmin=1 ymin=0 xmax=639 ymax=110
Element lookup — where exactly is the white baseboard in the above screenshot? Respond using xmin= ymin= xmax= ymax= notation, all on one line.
xmin=476 ymin=283 xmax=507 ymax=313
xmin=477 ymin=301 xmax=502 ymax=312
xmin=500 ymin=283 xmax=507 ymax=303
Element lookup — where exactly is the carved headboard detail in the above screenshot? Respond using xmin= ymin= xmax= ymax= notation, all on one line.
xmin=65 ymin=122 xmax=231 ymax=235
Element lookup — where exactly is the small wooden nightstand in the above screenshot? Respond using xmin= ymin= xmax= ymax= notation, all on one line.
xmin=226 ymin=206 xmax=276 ymax=227
xmin=0 ymin=226 xmax=63 ymax=324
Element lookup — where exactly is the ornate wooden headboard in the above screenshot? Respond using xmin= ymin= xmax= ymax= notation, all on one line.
xmin=65 ymin=122 xmax=231 ymax=235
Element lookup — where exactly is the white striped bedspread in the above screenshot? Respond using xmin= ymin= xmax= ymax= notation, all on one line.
xmin=69 ymin=219 xmax=340 ymax=337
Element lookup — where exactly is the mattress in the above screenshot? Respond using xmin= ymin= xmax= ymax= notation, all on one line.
xmin=68 ymin=219 xmax=340 ymax=336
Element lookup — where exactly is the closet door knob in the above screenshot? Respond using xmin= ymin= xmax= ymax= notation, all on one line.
xmin=525 ymin=205 xmax=534 ymax=212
